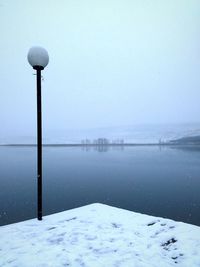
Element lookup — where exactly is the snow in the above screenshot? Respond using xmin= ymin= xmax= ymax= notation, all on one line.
xmin=0 ymin=203 xmax=200 ymax=267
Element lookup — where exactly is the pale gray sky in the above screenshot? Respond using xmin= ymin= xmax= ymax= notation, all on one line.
xmin=0 ymin=0 xmax=200 ymax=140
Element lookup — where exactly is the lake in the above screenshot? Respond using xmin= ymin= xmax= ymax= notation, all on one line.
xmin=0 ymin=145 xmax=200 ymax=226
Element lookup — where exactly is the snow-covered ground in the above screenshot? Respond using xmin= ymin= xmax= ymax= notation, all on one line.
xmin=0 ymin=204 xmax=200 ymax=267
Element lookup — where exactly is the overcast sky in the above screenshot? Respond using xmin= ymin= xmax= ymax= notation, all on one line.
xmin=0 ymin=0 xmax=200 ymax=140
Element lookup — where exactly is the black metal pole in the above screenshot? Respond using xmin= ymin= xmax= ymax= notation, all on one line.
xmin=36 ymin=67 xmax=42 ymax=220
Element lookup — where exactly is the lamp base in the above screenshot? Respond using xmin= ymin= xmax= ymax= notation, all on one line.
xmin=33 ymin=65 xmax=44 ymax=70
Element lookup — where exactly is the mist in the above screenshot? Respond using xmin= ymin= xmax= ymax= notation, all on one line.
xmin=0 ymin=0 xmax=200 ymax=142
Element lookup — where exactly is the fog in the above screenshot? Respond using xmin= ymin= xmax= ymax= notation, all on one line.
xmin=0 ymin=0 xmax=200 ymax=141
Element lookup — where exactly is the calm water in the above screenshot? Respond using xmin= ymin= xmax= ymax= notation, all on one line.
xmin=0 ymin=145 xmax=200 ymax=226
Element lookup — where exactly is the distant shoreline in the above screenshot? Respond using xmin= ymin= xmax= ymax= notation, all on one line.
xmin=1 ymin=143 xmax=200 ymax=147
xmin=2 ymin=135 xmax=200 ymax=147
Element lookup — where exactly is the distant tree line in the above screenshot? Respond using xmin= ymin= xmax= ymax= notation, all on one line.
xmin=81 ymin=138 xmax=124 ymax=145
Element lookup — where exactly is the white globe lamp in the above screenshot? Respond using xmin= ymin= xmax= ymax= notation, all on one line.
xmin=27 ymin=46 xmax=49 ymax=70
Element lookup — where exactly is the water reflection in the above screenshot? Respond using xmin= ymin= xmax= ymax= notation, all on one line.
xmin=81 ymin=145 xmax=124 ymax=152
xmin=169 ymin=145 xmax=200 ymax=153
xmin=0 ymin=145 xmax=200 ymax=226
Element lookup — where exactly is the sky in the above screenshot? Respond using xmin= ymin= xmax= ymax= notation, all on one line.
xmin=0 ymin=0 xmax=200 ymax=141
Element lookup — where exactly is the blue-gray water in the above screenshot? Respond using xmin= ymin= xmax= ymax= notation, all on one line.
xmin=0 ymin=145 xmax=200 ymax=226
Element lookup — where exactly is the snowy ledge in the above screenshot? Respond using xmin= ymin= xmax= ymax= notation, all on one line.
xmin=0 ymin=204 xmax=200 ymax=267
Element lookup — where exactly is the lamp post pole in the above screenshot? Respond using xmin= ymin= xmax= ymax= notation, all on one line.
xmin=27 ymin=46 xmax=49 ymax=221
xmin=35 ymin=66 xmax=43 ymax=220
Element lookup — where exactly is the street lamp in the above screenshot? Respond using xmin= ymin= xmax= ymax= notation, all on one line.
xmin=27 ymin=46 xmax=49 ymax=220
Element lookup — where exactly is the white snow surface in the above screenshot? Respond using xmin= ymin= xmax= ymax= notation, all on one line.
xmin=0 ymin=203 xmax=200 ymax=267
